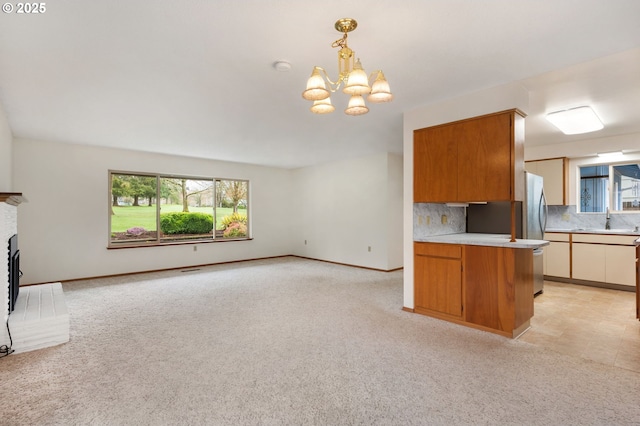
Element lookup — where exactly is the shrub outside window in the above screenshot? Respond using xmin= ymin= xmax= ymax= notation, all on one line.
xmin=579 ymin=163 xmax=640 ymax=212
xmin=109 ymin=171 xmax=249 ymax=246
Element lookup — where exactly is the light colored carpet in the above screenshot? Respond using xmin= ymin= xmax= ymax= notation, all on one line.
xmin=1 ymin=256 xmax=639 ymax=425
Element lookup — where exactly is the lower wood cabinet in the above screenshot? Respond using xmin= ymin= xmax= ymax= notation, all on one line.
xmin=414 ymin=243 xmax=462 ymax=318
xmin=464 ymin=245 xmax=533 ymax=334
xmin=414 ymin=242 xmax=534 ymax=338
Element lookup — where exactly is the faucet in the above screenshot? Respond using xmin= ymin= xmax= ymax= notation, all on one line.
xmin=605 ymin=207 xmax=611 ymax=230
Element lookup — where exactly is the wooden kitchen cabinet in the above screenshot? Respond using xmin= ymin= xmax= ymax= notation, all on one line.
xmin=414 ymin=124 xmax=457 ymax=203
xmin=464 ymin=245 xmax=533 ymax=336
xmin=414 ymin=109 xmax=525 ymax=203
xmin=414 ymin=241 xmax=533 ymax=338
xmin=525 ymin=157 xmax=569 ymax=205
xmin=414 ymin=243 xmax=462 ymax=318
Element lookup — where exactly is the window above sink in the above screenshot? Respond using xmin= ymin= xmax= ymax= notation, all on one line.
xmin=579 ymin=162 xmax=640 ymax=213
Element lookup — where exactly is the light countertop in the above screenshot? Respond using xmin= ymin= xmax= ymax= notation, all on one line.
xmin=546 ymin=227 xmax=640 ymax=236
xmin=414 ymin=233 xmax=549 ymax=249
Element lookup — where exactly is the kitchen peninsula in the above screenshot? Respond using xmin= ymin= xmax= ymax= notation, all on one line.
xmin=411 ymin=109 xmax=548 ymax=338
xmin=414 ymin=234 xmax=547 ymax=338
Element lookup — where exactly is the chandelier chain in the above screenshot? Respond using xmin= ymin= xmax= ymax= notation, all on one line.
xmin=331 ymin=33 xmax=349 ymax=50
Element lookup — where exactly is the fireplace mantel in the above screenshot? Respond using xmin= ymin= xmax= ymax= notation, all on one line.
xmin=0 ymin=192 xmax=26 ymax=206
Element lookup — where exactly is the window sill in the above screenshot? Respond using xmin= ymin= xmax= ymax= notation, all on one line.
xmin=107 ymin=238 xmax=253 ymax=249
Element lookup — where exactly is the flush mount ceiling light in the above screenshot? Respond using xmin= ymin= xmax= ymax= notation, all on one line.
xmin=545 ymin=106 xmax=604 ymax=135
xmin=301 ymin=18 xmax=393 ymax=116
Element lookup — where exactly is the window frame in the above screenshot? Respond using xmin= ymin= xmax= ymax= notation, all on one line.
xmin=577 ymin=161 xmax=640 ymax=214
xmin=108 ymin=170 xmax=250 ymax=248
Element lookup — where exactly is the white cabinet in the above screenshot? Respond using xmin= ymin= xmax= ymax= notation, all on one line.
xmin=543 ymin=233 xmax=570 ymax=278
xmin=525 ymin=158 xmax=568 ymax=205
xmin=572 ymin=243 xmax=606 ymax=282
xmin=545 ymin=242 xmax=571 ymax=278
xmin=571 ymin=233 xmax=637 ymax=288
xmin=605 ymin=245 xmax=636 ymax=286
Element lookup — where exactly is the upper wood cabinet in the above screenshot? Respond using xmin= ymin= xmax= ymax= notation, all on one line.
xmin=414 ymin=122 xmax=458 ymax=202
xmin=414 ymin=109 xmax=525 ymax=203
xmin=525 ymin=157 xmax=569 ymax=205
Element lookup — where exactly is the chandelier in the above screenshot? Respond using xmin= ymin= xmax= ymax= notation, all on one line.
xmin=301 ymin=18 xmax=393 ymax=116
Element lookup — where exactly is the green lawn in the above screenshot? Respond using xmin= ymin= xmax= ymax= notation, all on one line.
xmin=110 ymin=205 xmax=244 ymax=232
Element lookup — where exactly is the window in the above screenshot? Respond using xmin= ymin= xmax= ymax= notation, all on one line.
xmin=579 ymin=163 xmax=640 ymax=212
xmin=109 ymin=171 xmax=249 ymax=246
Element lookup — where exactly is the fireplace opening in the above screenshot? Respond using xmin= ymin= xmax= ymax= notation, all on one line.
xmin=8 ymin=234 xmax=20 ymax=313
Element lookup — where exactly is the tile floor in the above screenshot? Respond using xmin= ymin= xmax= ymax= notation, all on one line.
xmin=519 ymin=280 xmax=640 ymax=373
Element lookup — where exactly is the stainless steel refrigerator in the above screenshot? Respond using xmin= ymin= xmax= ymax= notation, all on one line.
xmin=524 ymin=172 xmax=548 ymax=295
xmin=466 ymin=172 xmax=548 ymax=295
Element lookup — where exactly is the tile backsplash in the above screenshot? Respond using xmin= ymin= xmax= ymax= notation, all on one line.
xmin=413 ymin=203 xmax=465 ymax=240
xmin=413 ymin=203 xmax=640 ymax=241
xmin=547 ymin=205 xmax=640 ymax=230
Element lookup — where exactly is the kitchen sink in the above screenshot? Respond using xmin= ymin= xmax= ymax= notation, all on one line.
xmin=571 ymin=228 xmax=639 ymax=234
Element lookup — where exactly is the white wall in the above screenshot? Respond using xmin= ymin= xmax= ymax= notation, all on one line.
xmin=13 ymin=139 xmax=295 ymax=284
xmin=525 ymin=131 xmax=640 ymax=207
xmin=291 ymin=152 xmax=403 ymax=271
xmin=13 ymin=138 xmax=404 ymax=284
xmin=402 ymin=82 xmax=530 ymax=309
xmin=0 ymin=101 xmax=13 ymax=191
xmin=386 ymin=153 xmax=404 ymax=269
xmin=524 ymin=131 xmax=640 ymax=162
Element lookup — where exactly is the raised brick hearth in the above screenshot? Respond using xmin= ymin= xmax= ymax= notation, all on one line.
xmin=1 ymin=193 xmax=69 ymax=354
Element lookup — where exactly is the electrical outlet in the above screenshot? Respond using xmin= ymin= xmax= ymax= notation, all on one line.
xmin=441 ymin=214 xmax=448 ymax=225
xmin=426 ymin=216 xmax=431 ymax=225
xmin=304 ymin=240 xmax=307 ymax=245
xmin=193 ymin=245 xmax=197 ymax=252
xmin=562 ymin=213 xmax=571 ymax=221
xmin=368 ymin=246 xmax=371 ymax=252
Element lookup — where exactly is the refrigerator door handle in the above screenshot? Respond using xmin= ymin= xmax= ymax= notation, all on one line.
xmin=539 ymin=188 xmax=548 ymax=236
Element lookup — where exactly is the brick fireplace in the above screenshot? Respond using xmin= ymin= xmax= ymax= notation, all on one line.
xmin=1 ymin=193 xmax=69 ymax=354
xmin=1 ymin=193 xmax=21 ymax=324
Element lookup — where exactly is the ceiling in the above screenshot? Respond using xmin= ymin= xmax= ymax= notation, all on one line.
xmin=1 ymin=0 xmax=639 ymax=169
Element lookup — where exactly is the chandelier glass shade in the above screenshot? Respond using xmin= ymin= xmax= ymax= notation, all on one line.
xmin=345 ymin=95 xmax=369 ymax=116
xmin=302 ymin=68 xmax=330 ymax=101
xmin=302 ymin=18 xmax=393 ymax=115
xmin=311 ymin=97 xmax=335 ymax=114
